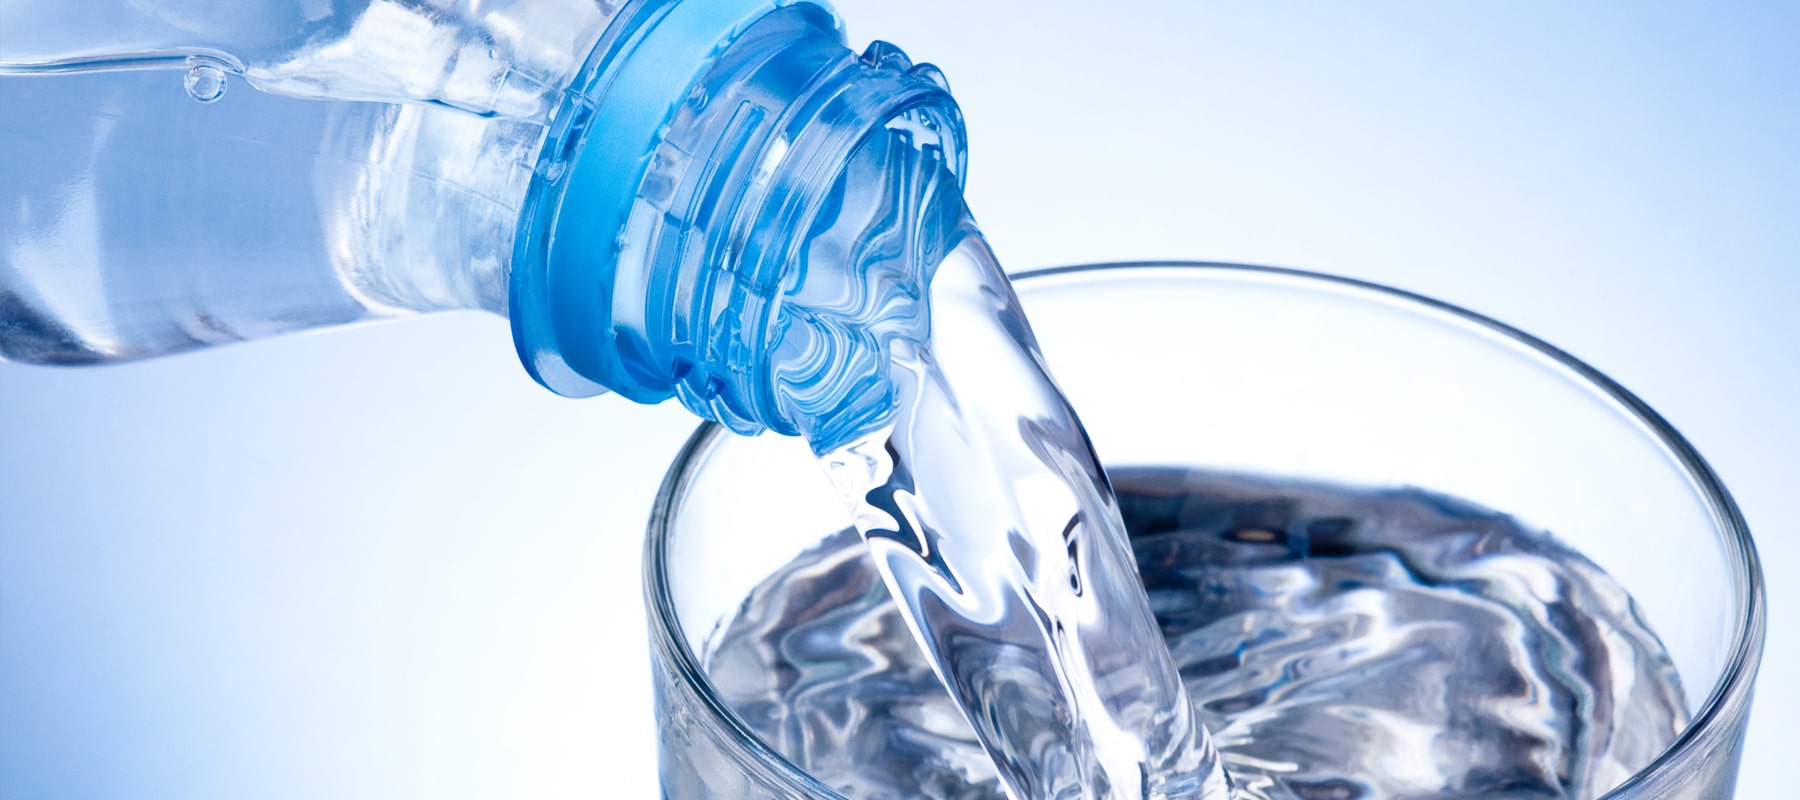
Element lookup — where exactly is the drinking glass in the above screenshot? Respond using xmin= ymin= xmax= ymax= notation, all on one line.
xmin=644 ymin=262 xmax=1765 ymax=799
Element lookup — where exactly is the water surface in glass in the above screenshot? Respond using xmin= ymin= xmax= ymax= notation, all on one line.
xmin=648 ymin=265 xmax=1763 ymax=800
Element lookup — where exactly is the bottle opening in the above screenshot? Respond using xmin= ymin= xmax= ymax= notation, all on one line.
xmin=509 ymin=0 xmax=966 ymax=450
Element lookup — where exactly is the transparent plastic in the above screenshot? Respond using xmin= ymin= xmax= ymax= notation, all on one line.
xmin=646 ymin=263 xmax=1765 ymax=800
xmin=0 ymin=0 xmax=962 ymax=440
xmin=0 ymin=0 xmax=625 ymax=360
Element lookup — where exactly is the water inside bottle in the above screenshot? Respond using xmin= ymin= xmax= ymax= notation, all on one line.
xmin=0 ymin=3 xmax=599 ymax=363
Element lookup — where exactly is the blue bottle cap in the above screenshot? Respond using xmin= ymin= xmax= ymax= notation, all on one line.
xmin=511 ymin=0 xmax=808 ymax=400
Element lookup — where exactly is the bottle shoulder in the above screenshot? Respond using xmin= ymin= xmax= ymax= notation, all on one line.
xmin=1 ymin=1 xmax=622 ymax=120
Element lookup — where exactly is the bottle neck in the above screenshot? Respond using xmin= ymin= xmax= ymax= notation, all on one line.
xmin=511 ymin=0 xmax=967 ymax=445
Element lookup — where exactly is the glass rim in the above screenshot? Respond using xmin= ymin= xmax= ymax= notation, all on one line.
xmin=643 ymin=260 xmax=1766 ymax=799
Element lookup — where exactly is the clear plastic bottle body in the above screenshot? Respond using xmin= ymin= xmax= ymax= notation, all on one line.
xmin=0 ymin=0 xmax=619 ymax=363
xmin=0 ymin=66 xmax=539 ymax=362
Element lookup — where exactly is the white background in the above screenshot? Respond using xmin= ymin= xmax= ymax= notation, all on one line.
xmin=1 ymin=1 xmax=1793 ymax=797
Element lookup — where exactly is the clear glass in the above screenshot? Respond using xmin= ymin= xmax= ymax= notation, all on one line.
xmin=645 ymin=262 xmax=1765 ymax=799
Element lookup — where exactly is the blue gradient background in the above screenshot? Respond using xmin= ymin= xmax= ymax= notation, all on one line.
xmin=2 ymin=1 xmax=1794 ymax=797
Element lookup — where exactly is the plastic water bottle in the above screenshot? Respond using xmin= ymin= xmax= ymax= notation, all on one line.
xmin=0 ymin=0 xmax=964 ymax=444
